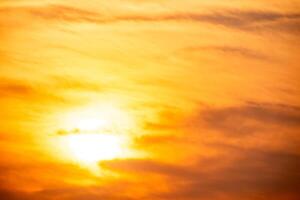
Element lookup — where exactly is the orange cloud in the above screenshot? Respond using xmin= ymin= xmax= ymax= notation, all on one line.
xmin=0 ymin=0 xmax=299 ymax=200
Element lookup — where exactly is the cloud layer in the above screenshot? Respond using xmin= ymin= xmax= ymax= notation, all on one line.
xmin=0 ymin=0 xmax=299 ymax=200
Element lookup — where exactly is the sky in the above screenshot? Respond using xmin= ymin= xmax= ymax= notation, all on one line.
xmin=0 ymin=0 xmax=300 ymax=199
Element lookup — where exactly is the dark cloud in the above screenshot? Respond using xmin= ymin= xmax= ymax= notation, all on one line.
xmin=30 ymin=187 xmax=134 ymax=200
xmin=1 ymin=100 xmax=300 ymax=199
xmin=185 ymin=45 xmax=270 ymax=61
xmin=134 ymin=134 xmax=186 ymax=146
xmin=100 ymin=159 xmax=196 ymax=178
xmin=3 ymin=4 xmax=101 ymax=23
xmin=0 ymin=162 xmax=95 ymax=187
xmin=271 ymin=18 xmax=300 ymax=33
xmin=195 ymin=11 xmax=300 ymax=30
xmin=0 ymin=160 xmax=139 ymax=200
xmin=136 ymin=101 xmax=300 ymax=137
xmin=101 ymin=147 xmax=300 ymax=200
xmin=1 ymin=4 xmax=299 ymax=33
xmin=0 ymin=189 xmax=31 ymax=200
xmin=0 ymin=81 xmax=33 ymax=96
xmin=0 ymin=187 xmax=133 ymax=200
xmin=175 ymin=149 xmax=300 ymax=200
xmin=189 ymin=102 xmax=300 ymax=136
xmin=0 ymin=161 xmax=108 ymax=200
xmin=1 ymin=146 xmax=299 ymax=200
xmin=0 ymin=77 xmax=102 ymax=103
xmin=0 ymin=79 xmax=62 ymax=103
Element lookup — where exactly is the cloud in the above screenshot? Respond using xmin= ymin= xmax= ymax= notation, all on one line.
xmin=135 ymin=101 xmax=300 ymax=137
xmin=0 ymin=161 xmax=108 ymax=200
xmin=100 ymin=159 xmax=196 ymax=178
xmin=0 ymin=189 xmax=31 ymax=200
xmin=0 ymin=79 xmax=63 ymax=103
xmin=29 ymin=187 xmax=134 ymax=200
xmin=0 ymin=162 xmax=95 ymax=186
xmin=185 ymin=45 xmax=270 ymax=61
xmin=0 ymin=187 xmax=133 ymax=200
xmin=50 ymin=75 xmax=104 ymax=92
xmin=182 ymin=149 xmax=300 ymax=200
xmin=0 ymin=81 xmax=34 ymax=96
xmin=188 ymin=102 xmax=300 ymax=136
xmin=134 ymin=134 xmax=186 ymax=146
xmin=0 ymin=77 xmax=103 ymax=103
xmin=197 ymin=10 xmax=300 ymax=31
xmin=100 ymin=147 xmax=300 ymax=199
xmin=0 ymin=4 xmax=101 ymax=24
xmin=0 ymin=160 xmax=140 ymax=200
xmin=2 ymin=144 xmax=299 ymax=200
xmin=1 ymin=4 xmax=299 ymax=33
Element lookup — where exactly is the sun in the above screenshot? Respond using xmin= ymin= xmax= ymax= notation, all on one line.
xmin=49 ymin=104 xmax=143 ymax=175
xmin=56 ymin=104 xmax=134 ymax=165
xmin=66 ymin=133 xmax=123 ymax=163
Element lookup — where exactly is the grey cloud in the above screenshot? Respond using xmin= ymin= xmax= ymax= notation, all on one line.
xmin=190 ymin=102 xmax=300 ymax=136
xmin=1 ymin=4 xmax=299 ymax=33
xmin=0 ymin=189 xmax=31 ymax=200
xmin=100 ymin=159 xmax=197 ymax=179
xmin=2 ymin=147 xmax=299 ymax=199
xmin=136 ymin=101 xmax=300 ymax=137
xmin=100 ymin=147 xmax=300 ymax=199
xmin=186 ymin=45 xmax=270 ymax=61
xmin=0 ymin=187 xmax=133 ymax=200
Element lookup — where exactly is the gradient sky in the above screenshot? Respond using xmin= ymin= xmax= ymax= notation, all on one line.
xmin=0 ymin=0 xmax=300 ymax=200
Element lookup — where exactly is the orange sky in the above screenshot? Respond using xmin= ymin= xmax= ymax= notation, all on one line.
xmin=0 ymin=0 xmax=300 ymax=199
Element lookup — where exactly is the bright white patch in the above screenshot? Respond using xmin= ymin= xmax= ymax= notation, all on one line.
xmin=66 ymin=133 xmax=123 ymax=163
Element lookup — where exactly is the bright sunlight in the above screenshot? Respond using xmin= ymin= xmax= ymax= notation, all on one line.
xmin=66 ymin=133 xmax=123 ymax=163
xmin=56 ymin=104 xmax=134 ymax=165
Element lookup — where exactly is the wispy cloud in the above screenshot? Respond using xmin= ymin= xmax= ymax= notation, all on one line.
xmin=188 ymin=102 xmax=300 ymax=136
xmin=1 ymin=1 xmax=299 ymax=200
xmin=50 ymin=75 xmax=104 ymax=92
xmin=0 ymin=79 xmax=64 ymax=103
xmin=0 ymin=77 xmax=104 ymax=103
xmin=185 ymin=45 xmax=270 ymax=61
xmin=100 ymin=147 xmax=300 ymax=199
xmin=1 ymin=4 xmax=299 ymax=34
xmin=2 ymin=147 xmax=299 ymax=200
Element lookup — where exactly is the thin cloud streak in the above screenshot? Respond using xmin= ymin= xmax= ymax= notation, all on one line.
xmin=188 ymin=102 xmax=300 ymax=136
xmin=185 ymin=46 xmax=270 ymax=61
xmin=1 ymin=4 xmax=300 ymax=33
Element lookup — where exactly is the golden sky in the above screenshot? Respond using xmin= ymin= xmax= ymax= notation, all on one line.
xmin=0 ymin=0 xmax=300 ymax=199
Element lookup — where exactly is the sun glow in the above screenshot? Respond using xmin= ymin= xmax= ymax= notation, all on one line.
xmin=66 ymin=133 xmax=123 ymax=163
xmin=60 ymin=103 xmax=134 ymax=134
xmin=56 ymin=104 xmax=135 ymax=165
